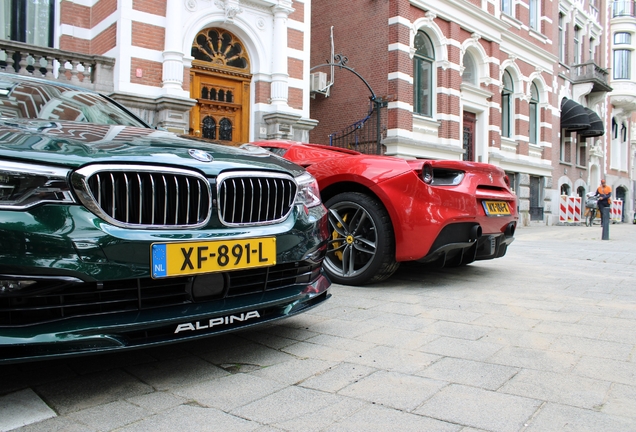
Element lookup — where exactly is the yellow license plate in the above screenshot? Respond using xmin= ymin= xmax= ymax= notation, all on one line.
xmin=151 ymin=237 xmax=276 ymax=278
xmin=483 ymin=201 xmax=511 ymax=216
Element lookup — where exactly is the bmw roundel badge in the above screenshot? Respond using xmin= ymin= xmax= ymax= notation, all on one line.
xmin=188 ymin=149 xmax=213 ymax=162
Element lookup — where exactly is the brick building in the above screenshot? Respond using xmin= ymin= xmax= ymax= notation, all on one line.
xmin=309 ymin=0 xmax=626 ymax=225
xmin=2 ymin=0 xmax=633 ymax=223
xmin=1 ymin=0 xmax=316 ymax=144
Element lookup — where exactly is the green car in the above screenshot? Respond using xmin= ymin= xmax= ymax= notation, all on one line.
xmin=0 ymin=73 xmax=330 ymax=364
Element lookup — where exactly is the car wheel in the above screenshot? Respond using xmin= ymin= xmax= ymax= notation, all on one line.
xmin=323 ymin=192 xmax=399 ymax=285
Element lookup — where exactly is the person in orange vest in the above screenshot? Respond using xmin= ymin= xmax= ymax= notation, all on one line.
xmin=595 ymin=179 xmax=612 ymax=225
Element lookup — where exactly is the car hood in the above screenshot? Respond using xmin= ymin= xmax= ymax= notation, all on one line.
xmin=0 ymin=119 xmax=304 ymax=176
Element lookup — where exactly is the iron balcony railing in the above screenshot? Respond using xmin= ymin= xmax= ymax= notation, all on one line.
xmin=612 ymin=1 xmax=636 ymax=17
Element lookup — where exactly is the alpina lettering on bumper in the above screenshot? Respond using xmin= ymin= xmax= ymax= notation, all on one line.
xmin=174 ymin=311 xmax=261 ymax=333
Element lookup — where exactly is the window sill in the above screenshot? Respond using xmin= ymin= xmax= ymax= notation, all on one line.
xmin=559 ymin=161 xmax=573 ymax=166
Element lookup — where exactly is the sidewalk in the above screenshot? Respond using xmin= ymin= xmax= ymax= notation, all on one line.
xmin=1 ymin=222 xmax=636 ymax=431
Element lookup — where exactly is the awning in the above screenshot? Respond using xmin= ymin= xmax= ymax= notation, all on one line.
xmin=578 ymin=107 xmax=605 ymax=137
xmin=560 ymin=99 xmax=605 ymax=137
xmin=561 ymin=98 xmax=590 ymax=131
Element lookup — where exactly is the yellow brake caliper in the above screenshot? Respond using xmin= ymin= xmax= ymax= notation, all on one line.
xmin=332 ymin=213 xmax=351 ymax=261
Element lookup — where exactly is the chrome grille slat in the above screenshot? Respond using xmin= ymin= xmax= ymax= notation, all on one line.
xmin=73 ymin=165 xmax=211 ymax=229
xmin=217 ymin=171 xmax=297 ymax=226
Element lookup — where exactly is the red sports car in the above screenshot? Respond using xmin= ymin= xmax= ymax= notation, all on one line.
xmin=251 ymin=140 xmax=518 ymax=286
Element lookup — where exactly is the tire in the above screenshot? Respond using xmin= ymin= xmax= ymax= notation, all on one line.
xmin=323 ymin=192 xmax=399 ymax=285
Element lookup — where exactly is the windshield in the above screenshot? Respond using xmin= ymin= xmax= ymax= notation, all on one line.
xmin=0 ymin=78 xmax=148 ymax=128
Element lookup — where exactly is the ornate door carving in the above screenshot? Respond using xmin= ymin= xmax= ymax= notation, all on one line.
xmin=189 ymin=28 xmax=251 ymax=146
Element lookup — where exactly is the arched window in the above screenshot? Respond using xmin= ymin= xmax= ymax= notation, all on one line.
xmin=219 ymin=118 xmax=232 ymax=141
xmin=560 ymin=183 xmax=570 ymax=195
xmin=413 ymin=31 xmax=434 ymax=117
xmin=209 ymin=88 xmax=217 ymax=101
xmin=462 ymin=52 xmax=477 ymax=85
xmin=529 ymin=82 xmax=539 ymax=144
xmin=202 ymin=116 xmax=216 ymax=139
xmin=501 ymin=70 xmax=514 ymax=138
xmin=201 ymin=87 xmax=209 ymax=99
xmin=218 ymin=90 xmax=225 ymax=102
xmin=226 ymin=91 xmax=233 ymax=103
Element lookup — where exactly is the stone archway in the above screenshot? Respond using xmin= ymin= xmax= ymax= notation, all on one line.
xmin=189 ymin=28 xmax=251 ymax=146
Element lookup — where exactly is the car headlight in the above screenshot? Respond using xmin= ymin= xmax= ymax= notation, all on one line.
xmin=295 ymin=172 xmax=322 ymax=209
xmin=0 ymin=161 xmax=75 ymax=210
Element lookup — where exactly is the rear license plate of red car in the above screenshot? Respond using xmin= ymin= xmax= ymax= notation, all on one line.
xmin=151 ymin=238 xmax=276 ymax=278
xmin=483 ymin=201 xmax=511 ymax=216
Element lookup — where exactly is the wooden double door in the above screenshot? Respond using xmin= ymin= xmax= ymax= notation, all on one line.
xmin=189 ymin=70 xmax=250 ymax=146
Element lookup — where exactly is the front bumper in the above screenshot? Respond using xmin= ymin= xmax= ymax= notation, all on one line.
xmin=0 ymin=203 xmax=331 ymax=363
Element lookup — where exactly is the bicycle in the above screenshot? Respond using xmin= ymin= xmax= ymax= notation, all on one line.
xmin=584 ymin=196 xmax=599 ymax=226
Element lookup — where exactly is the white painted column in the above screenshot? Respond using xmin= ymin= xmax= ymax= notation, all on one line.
xmin=270 ymin=4 xmax=292 ymax=107
xmin=162 ymin=0 xmax=185 ymax=93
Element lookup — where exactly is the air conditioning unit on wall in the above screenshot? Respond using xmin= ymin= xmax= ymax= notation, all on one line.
xmin=310 ymin=72 xmax=327 ymax=92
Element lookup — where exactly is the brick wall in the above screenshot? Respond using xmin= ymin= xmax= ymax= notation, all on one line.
xmin=130 ymin=58 xmax=163 ymax=87
xmin=132 ymin=22 xmax=165 ymax=51
xmin=133 ymin=0 xmax=166 ymax=16
xmin=310 ymin=0 xmax=390 ymax=144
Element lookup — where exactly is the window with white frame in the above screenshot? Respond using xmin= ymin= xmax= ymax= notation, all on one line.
xmin=462 ymin=52 xmax=478 ymax=85
xmin=529 ymin=0 xmax=540 ymax=31
xmin=560 ymin=131 xmax=572 ymax=163
xmin=558 ymin=13 xmax=566 ymax=63
xmin=613 ymin=49 xmax=631 ymax=79
xmin=574 ymin=26 xmax=581 ymax=64
xmin=413 ymin=31 xmax=435 ymax=117
xmin=502 ymin=0 xmax=512 ymax=16
xmin=613 ymin=32 xmax=633 ymax=79
xmin=501 ymin=70 xmax=513 ymax=139
xmin=529 ymin=82 xmax=539 ymax=145
xmin=0 ymin=0 xmax=54 ymax=47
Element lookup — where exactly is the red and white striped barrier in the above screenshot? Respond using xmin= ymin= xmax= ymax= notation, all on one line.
xmin=559 ymin=195 xmax=582 ymax=224
xmin=611 ymin=199 xmax=623 ymax=223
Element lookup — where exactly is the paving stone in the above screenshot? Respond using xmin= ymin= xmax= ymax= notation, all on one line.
xmin=126 ymin=391 xmax=186 ymax=414
xmin=499 ymin=369 xmax=611 ymax=409
xmin=572 ymin=356 xmax=636 ymax=386
xmin=299 ymin=362 xmax=377 ymax=393
xmin=482 ymin=328 xmax=558 ymax=350
xmin=230 ymin=386 xmax=345 ymax=424
xmin=524 ymin=402 xmax=636 ymax=431
xmin=125 ymin=356 xmax=228 ymax=390
xmin=0 ymin=389 xmax=56 ymax=431
xmin=116 ymin=404 xmax=260 ymax=432
xmin=338 ymin=370 xmax=446 ymax=411
xmin=281 ymin=340 xmax=357 ymax=362
xmin=486 ymin=346 xmax=579 ymax=373
xmin=415 ymin=384 xmax=541 ymax=432
xmin=66 ymin=400 xmax=150 ymax=431
xmin=601 ymin=383 xmax=636 ymax=419
xmin=356 ymin=326 xmax=439 ymax=350
xmin=325 ymin=404 xmax=460 ymax=432
xmin=273 ymin=396 xmax=367 ymax=431
xmin=417 ymin=357 xmax=518 ymax=390
xmin=419 ymin=336 xmax=504 ymax=361
xmin=248 ymin=357 xmax=336 ymax=386
xmin=173 ymin=373 xmax=285 ymax=411
xmin=348 ymin=345 xmax=440 ymax=374
xmin=547 ymin=335 xmax=633 ymax=361
xmin=421 ymin=321 xmax=491 ymax=341
xmin=35 ymin=369 xmax=153 ymax=415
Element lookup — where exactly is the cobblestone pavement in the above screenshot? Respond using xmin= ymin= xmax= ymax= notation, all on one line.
xmin=2 ymin=223 xmax=636 ymax=432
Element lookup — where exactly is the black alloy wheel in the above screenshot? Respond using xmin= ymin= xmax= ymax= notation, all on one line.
xmin=323 ymin=192 xmax=399 ymax=285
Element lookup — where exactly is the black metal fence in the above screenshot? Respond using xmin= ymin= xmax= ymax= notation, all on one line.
xmin=328 ymin=101 xmax=386 ymax=155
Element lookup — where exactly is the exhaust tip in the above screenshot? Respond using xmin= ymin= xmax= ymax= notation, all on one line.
xmin=470 ymin=225 xmax=482 ymax=241
xmin=505 ymin=222 xmax=516 ymax=237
